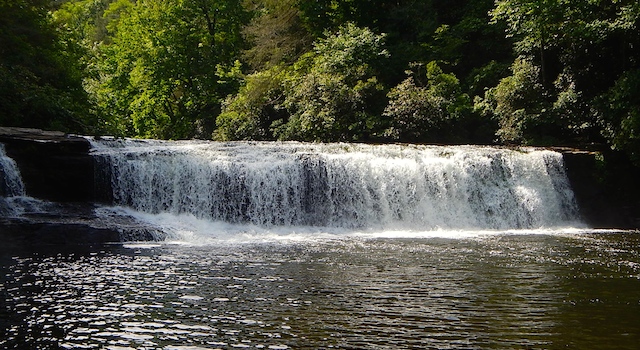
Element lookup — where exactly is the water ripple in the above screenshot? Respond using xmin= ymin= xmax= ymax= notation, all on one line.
xmin=1 ymin=234 xmax=639 ymax=349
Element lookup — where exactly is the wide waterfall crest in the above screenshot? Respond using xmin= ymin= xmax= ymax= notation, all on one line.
xmin=91 ymin=140 xmax=582 ymax=231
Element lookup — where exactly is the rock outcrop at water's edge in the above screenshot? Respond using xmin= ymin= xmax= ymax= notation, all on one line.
xmin=1 ymin=127 xmax=639 ymax=244
xmin=0 ymin=127 xmax=162 ymax=245
xmin=0 ymin=200 xmax=164 ymax=247
xmin=0 ymin=218 xmax=121 ymax=246
xmin=0 ymin=127 xmax=95 ymax=202
xmin=562 ymin=148 xmax=640 ymax=229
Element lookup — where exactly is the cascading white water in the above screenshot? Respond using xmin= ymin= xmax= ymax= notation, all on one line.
xmin=90 ymin=140 xmax=582 ymax=232
xmin=0 ymin=143 xmax=28 ymax=216
xmin=0 ymin=144 xmax=26 ymax=198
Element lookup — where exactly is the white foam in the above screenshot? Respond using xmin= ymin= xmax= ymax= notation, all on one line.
xmin=90 ymin=140 xmax=585 ymax=243
xmin=96 ymin=205 xmax=589 ymax=246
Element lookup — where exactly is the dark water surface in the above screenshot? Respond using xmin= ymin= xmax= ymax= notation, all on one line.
xmin=2 ymin=232 xmax=639 ymax=349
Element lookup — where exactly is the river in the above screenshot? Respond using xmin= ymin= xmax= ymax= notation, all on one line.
xmin=1 ymin=231 xmax=639 ymax=349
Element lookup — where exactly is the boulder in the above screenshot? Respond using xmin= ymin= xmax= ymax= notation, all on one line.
xmin=0 ymin=218 xmax=122 ymax=246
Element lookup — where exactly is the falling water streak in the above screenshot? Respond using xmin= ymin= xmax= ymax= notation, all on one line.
xmin=0 ymin=143 xmax=26 ymax=197
xmin=90 ymin=140 xmax=582 ymax=234
xmin=0 ymin=143 xmax=28 ymax=216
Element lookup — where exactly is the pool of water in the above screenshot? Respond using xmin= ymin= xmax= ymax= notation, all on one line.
xmin=2 ymin=231 xmax=639 ymax=349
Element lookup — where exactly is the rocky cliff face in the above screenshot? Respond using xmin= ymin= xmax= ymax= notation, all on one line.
xmin=0 ymin=127 xmax=122 ymax=246
xmin=563 ymin=149 xmax=640 ymax=229
xmin=0 ymin=127 xmax=95 ymax=202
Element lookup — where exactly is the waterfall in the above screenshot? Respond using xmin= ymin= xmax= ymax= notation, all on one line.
xmin=90 ymin=140 xmax=582 ymax=231
xmin=0 ymin=144 xmax=26 ymax=198
xmin=1 ymin=144 xmax=27 ymax=216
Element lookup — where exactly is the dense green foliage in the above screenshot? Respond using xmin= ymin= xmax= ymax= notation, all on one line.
xmin=217 ymin=23 xmax=388 ymax=142
xmin=481 ymin=0 xmax=640 ymax=149
xmin=89 ymin=0 xmax=247 ymax=139
xmin=384 ymin=61 xmax=477 ymax=143
xmin=1 ymin=0 xmax=639 ymax=161
xmin=0 ymin=0 xmax=92 ymax=131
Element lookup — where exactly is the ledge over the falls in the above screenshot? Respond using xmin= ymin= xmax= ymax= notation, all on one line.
xmin=0 ymin=127 xmax=95 ymax=202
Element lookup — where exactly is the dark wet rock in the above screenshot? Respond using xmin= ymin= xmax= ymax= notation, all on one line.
xmin=0 ymin=202 xmax=166 ymax=246
xmin=0 ymin=219 xmax=164 ymax=246
xmin=0 ymin=128 xmax=166 ymax=244
xmin=0 ymin=127 xmax=95 ymax=202
xmin=0 ymin=218 xmax=121 ymax=246
xmin=562 ymin=149 xmax=640 ymax=229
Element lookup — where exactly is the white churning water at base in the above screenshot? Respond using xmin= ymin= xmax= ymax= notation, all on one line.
xmin=89 ymin=140 xmax=584 ymax=240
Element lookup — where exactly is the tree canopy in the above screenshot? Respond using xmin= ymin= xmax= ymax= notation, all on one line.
xmin=0 ymin=0 xmax=92 ymax=131
xmin=1 ymin=0 xmax=639 ymax=161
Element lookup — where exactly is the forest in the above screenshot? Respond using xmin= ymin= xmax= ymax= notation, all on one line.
xmin=1 ymin=0 xmax=639 ymax=163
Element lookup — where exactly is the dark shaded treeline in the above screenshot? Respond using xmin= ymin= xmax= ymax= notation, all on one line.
xmin=1 ymin=0 xmax=639 ymax=164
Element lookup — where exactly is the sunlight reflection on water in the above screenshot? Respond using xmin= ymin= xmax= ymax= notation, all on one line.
xmin=1 ymin=232 xmax=639 ymax=349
